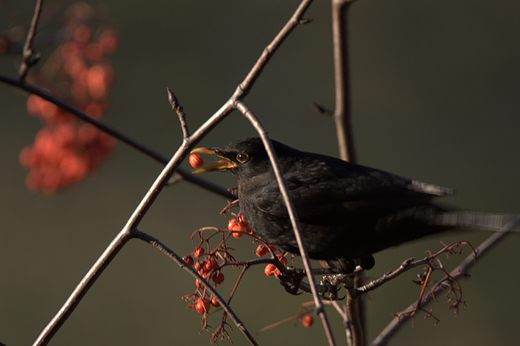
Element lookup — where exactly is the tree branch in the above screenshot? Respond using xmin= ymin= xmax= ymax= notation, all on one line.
xmin=371 ymin=217 xmax=520 ymax=346
xmin=133 ymin=230 xmax=258 ymax=346
xmin=0 ymin=73 xmax=234 ymax=199
xmin=31 ymin=1 xmax=319 ymax=344
xmin=236 ymin=100 xmax=336 ymax=346
xmin=18 ymin=0 xmax=43 ymax=82
xmin=331 ymin=1 xmax=364 ymax=345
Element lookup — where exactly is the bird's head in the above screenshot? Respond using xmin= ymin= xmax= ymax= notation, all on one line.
xmin=190 ymin=137 xmax=281 ymax=180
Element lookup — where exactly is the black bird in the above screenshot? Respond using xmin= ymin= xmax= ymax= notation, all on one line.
xmin=192 ymin=137 xmax=516 ymax=271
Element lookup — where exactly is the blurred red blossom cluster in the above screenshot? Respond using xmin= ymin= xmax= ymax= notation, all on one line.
xmin=19 ymin=2 xmax=118 ymax=194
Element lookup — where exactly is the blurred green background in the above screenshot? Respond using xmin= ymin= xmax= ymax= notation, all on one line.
xmin=1 ymin=0 xmax=519 ymax=345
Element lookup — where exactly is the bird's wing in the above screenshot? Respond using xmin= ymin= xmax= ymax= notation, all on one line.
xmin=254 ymin=156 xmax=452 ymax=220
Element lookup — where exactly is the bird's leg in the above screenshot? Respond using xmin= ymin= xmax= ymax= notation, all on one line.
xmin=278 ymin=266 xmax=306 ymax=295
xmin=338 ymin=258 xmax=357 ymax=273
xmin=338 ymin=255 xmax=375 ymax=273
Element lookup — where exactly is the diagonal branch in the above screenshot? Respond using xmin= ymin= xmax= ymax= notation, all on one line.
xmin=236 ymin=100 xmax=336 ymax=346
xmin=371 ymin=216 xmax=520 ymax=346
xmin=133 ymin=230 xmax=258 ymax=346
xmin=0 ymin=74 xmax=234 ymax=199
xmin=31 ymin=1 xmax=319 ymax=345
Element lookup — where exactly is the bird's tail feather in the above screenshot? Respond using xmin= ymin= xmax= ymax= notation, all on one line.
xmin=436 ymin=212 xmax=520 ymax=232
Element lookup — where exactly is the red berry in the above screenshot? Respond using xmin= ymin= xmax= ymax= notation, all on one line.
xmin=232 ymin=231 xmax=244 ymax=239
xmin=264 ymin=264 xmax=277 ymax=277
xmin=98 ymin=29 xmax=118 ymax=54
xmin=205 ymin=258 xmax=218 ymax=271
xmin=183 ymin=255 xmax=194 ymax=266
xmin=189 ymin=153 xmax=204 ymax=168
xmin=195 ymin=298 xmax=210 ymax=314
xmin=238 ymin=215 xmax=252 ymax=233
xmin=277 ymin=254 xmax=288 ymax=266
xmin=302 ymin=315 xmax=314 ymax=328
xmin=228 ymin=218 xmax=245 ymax=238
xmin=195 ymin=279 xmax=206 ymax=289
xmin=194 ymin=261 xmax=202 ymax=271
xmin=193 ymin=247 xmax=204 ymax=258
xmin=212 ymin=272 xmax=225 ymax=284
xmin=211 ymin=296 xmax=220 ymax=307
xmin=255 ymin=245 xmax=269 ymax=257
xmin=227 ymin=218 xmax=243 ymax=231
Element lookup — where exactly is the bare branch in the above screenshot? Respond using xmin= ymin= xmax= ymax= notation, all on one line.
xmin=331 ymin=0 xmax=357 ymax=164
xmin=235 ymin=100 xmax=336 ymax=346
xmin=33 ymin=227 xmax=132 ymax=345
xmin=167 ymin=87 xmax=190 ymax=140
xmin=133 ymin=230 xmax=258 ymax=346
xmin=0 ymin=74 xmax=234 ymax=199
xmin=19 ymin=0 xmax=43 ymax=82
xmin=371 ymin=217 xmax=520 ymax=346
xmin=235 ymin=0 xmax=314 ymax=97
xmin=30 ymin=1 xmax=319 ymax=344
xmin=331 ymin=1 xmax=363 ymax=344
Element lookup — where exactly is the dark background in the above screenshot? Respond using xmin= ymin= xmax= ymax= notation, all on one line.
xmin=1 ymin=0 xmax=519 ymax=345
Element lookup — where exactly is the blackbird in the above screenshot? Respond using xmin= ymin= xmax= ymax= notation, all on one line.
xmin=192 ymin=137 xmax=516 ymax=271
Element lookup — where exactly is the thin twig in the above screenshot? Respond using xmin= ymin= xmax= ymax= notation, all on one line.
xmin=133 ymin=230 xmax=258 ymax=346
xmin=0 ymin=74 xmax=234 ymax=199
xmin=33 ymin=226 xmax=133 ymax=345
xmin=19 ymin=0 xmax=43 ymax=82
xmin=331 ymin=1 xmax=363 ymax=345
xmin=236 ymin=100 xmax=336 ymax=346
xmin=30 ymin=1 xmax=318 ymax=344
xmin=167 ymin=87 xmax=190 ymax=140
xmin=331 ymin=0 xmax=357 ymax=163
xmin=235 ymin=0 xmax=314 ymax=96
xmin=371 ymin=217 xmax=520 ymax=346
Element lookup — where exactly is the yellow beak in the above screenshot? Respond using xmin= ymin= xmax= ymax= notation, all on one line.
xmin=190 ymin=147 xmax=237 ymax=173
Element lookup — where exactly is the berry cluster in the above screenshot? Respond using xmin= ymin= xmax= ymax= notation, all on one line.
xmin=181 ymin=206 xmax=316 ymax=341
xmin=183 ymin=214 xmax=255 ymax=318
xmin=183 ymin=213 xmax=288 ymax=316
xmin=19 ymin=2 xmax=118 ymax=194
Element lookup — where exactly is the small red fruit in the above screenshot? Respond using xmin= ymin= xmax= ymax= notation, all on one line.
xmin=195 ymin=298 xmax=210 ymax=314
xmin=205 ymin=258 xmax=218 ymax=271
xmin=195 ymin=279 xmax=204 ymax=289
xmin=302 ymin=315 xmax=314 ymax=328
xmin=238 ymin=215 xmax=253 ymax=234
xmin=189 ymin=153 xmax=204 ymax=168
xmin=232 ymin=231 xmax=244 ymax=239
xmin=194 ymin=261 xmax=202 ymax=271
xmin=264 ymin=264 xmax=277 ymax=277
xmin=255 ymin=245 xmax=269 ymax=257
xmin=228 ymin=218 xmax=244 ymax=231
xmin=212 ymin=272 xmax=225 ymax=284
xmin=193 ymin=247 xmax=204 ymax=258
xmin=183 ymin=255 xmax=194 ymax=266
xmin=277 ymin=254 xmax=288 ymax=266
xmin=228 ymin=218 xmax=245 ymax=238
xmin=211 ymin=296 xmax=220 ymax=307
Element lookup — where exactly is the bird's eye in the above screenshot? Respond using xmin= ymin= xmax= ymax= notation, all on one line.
xmin=236 ymin=153 xmax=249 ymax=163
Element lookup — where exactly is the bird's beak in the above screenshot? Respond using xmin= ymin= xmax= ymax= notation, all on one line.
xmin=190 ymin=147 xmax=237 ymax=174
